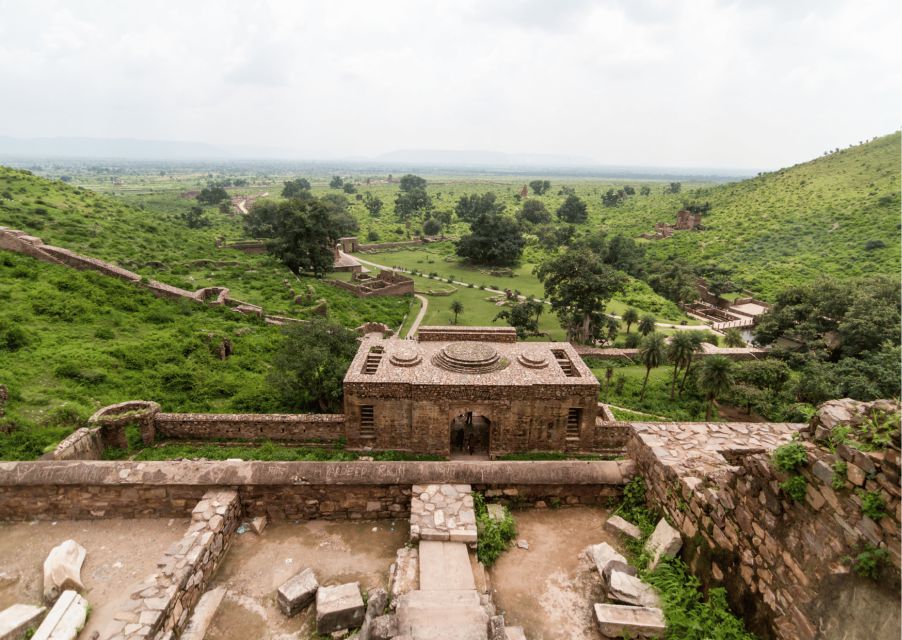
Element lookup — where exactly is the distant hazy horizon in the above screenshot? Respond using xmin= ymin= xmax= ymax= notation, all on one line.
xmin=0 ymin=1 xmax=898 ymax=171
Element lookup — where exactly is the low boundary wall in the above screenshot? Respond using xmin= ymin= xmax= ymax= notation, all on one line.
xmin=154 ymin=412 xmax=345 ymax=443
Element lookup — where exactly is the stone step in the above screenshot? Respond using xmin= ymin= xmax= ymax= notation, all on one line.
xmin=594 ymin=603 xmax=666 ymax=638
xmin=31 ymin=591 xmax=88 ymax=640
xmin=396 ymin=589 xmax=488 ymax=640
xmin=0 ymin=604 xmax=46 ymax=640
xmin=418 ymin=541 xmax=476 ymax=591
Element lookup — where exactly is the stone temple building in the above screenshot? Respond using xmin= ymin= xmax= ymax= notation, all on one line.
xmin=343 ymin=326 xmax=600 ymax=458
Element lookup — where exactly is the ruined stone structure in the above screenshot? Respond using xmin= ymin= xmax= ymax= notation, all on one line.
xmin=328 ymin=270 xmax=415 ymax=298
xmin=343 ymin=327 xmax=600 ymax=457
xmin=640 ymin=209 xmax=703 ymax=240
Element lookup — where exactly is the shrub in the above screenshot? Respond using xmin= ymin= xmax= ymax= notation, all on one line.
xmin=472 ymin=492 xmax=517 ymax=566
xmin=771 ymin=442 xmax=808 ymax=472
xmin=0 ymin=321 xmax=29 ymax=351
xmin=857 ymin=490 xmax=887 ymax=520
xmin=831 ymin=461 xmax=847 ymax=490
xmin=852 ymin=544 xmax=890 ymax=579
xmin=779 ymin=475 xmax=808 ymax=502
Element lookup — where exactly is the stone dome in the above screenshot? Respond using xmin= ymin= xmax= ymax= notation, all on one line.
xmin=433 ymin=341 xmax=508 ymax=374
xmin=390 ymin=346 xmax=422 ymax=367
xmin=517 ymin=348 xmax=549 ymax=369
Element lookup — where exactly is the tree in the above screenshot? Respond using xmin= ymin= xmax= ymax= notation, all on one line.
xmin=329 ymin=176 xmax=344 ymax=189
xmin=667 ymin=331 xmax=697 ymax=400
xmin=679 ymin=332 xmax=706 ymax=397
xmin=517 ymin=199 xmax=551 ymax=225
xmin=455 ymin=192 xmax=505 ymax=222
xmin=665 ymin=182 xmax=682 ymax=194
xmin=268 ymin=319 xmax=358 ymax=412
xmin=456 ymin=212 xmax=525 ymax=266
xmin=639 ymin=186 xmax=651 ymax=196
xmin=622 ymin=308 xmax=639 ymax=334
xmin=451 ymin=300 xmax=464 ymax=324
xmin=394 ymin=188 xmax=432 ymax=221
xmin=605 ymin=235 xmax=646 ymax=277
xmin=181 ymin=205 xmax=211 ymax=229
xmin=535 ymin=248 xmax=628 ymax=344
xmin=597 ymin=316 xmax=620 ymax=347
xmin=731 ymin=359 xmax=792 ymax=414
xmin=723 ymin=328 xmax=745 ymax=347
xmin=556 ymin=195 xmax=588 ymax=224
xmin=494 ymin=300 xmax=540 ymax=338
xmin=342 ymin=182 xmax=357 ymax=194
xmin=638 ymin=314 xmax=656 ymax=336
xmin=623 ymin=185 xmax=636 ymax=196
xmin=197 ymin=184 xmax=228 ymax=205
xmin=364 ymin=194 xmax=383 ymax=216
xmin=529 ymin=179 xmax=551 ymax=195
xmin=281 ymin=178 xmax=311 ymax=198
xmin=423 ymin=218 xmax=442 ymax=235
xmin=601 ymin=189 xmax=625 ymax=208
xmin=399 ymin=174 xmax=427 ymax=192
xmin=646 ymin=258 xmax=699 ymax=305
xmin=697 ymin=356 xmax=735 ymax=420
xmin=534 ymin=223 xmax=575 ymax=251
xmin=638 ymin=333 xmax=667 ymax=401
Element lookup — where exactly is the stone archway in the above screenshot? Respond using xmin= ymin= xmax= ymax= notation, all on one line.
xmin=449 ymin=411 xmax=491 ymax=460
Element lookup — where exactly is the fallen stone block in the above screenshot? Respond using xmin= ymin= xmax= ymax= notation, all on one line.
xmin=42 ymin=540 xmax=86 ymax=604
xmin=488 ymin=614 xmax=506 ymax=640
xmin=607 ymin=571 xmax=661 ymax=608
xmin=316 ymin=582 xmax=365 ymax=634
xmin=389 ymin=547 xmax=419 ymax=606
xmin=181 ymin=587 xmax=226 ymax=640
xmin=644 ymin=519 xmax=682 ymax=571
xmin=505 ymin=627 xmax=527 ymax=640
xmin=0 ymin=603 xmax=46 ymax=640
xmin=604 ymin=515 xmax=642 ymax=540
xmin=369 ymin=614 xmax=398 ymax=640
xmin=278 ymin=567 xmax=319 ymax=617
xmin=602 ymin=560 xmax=638 ymax=588
xmin=486 ymin=504 xmax=506 ymax=522
xmin=594 ymin=603 xmax=665 ymax=638
xmin=358 ymin=587 xmax=389 ymax=640
xmin=31 ymin=591 xmax=88 ymax=640
xmin=250 ymin=515 xmax=268 ymax=535
xmin=585 ymin=542 xmax=627 ymax=576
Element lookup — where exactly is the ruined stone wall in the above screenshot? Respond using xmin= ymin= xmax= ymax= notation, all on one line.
xmin=327 ymin=272 xmax=414 ymax=297
xmin=415 ymin=326 xmax=517 ymax=342
xmin=47 ymin=427 xmax=104 ymax=460
xmin=357 ymin=239 xmax=425 ymax=251
xmin=103 ymin=489 xmax=242 ymax=640
xmin=628 ymin=422 xmax=901 ymax=640
xmin=589 ymin=421 xmax=631 ymax=454
xmin=154 ymin=412 xmax=345 ymax=444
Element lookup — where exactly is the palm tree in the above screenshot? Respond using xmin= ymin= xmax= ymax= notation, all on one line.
xmin=637 ymin=333 xmax=667 ymax=401
xmin=450 ymin=300 xmax=464 ymax=324
xmin=697 ymin=355 xmax=735 ymax=421
xmin=667 ymin=332 xmax=697 ymax=400
xmin=679 ymin=332 xmax=706 ymax=397
xmin=638 ymin=314 xmax=656 ymax=336
xmin=622 ymin=308 xmax=639 ymax=334
xmin=723 ymin=328 xmax=745 ymax=347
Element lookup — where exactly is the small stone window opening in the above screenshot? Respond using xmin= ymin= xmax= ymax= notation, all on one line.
xmin=360 ymin=405 xmax=375 ymax=438
xmin=566 ymin=407 xmax=582 ymax=438
xmin=362 ymin=346 xmax=384 ymax=374
xmin=551 ymin=349 xmax=579 ymax=377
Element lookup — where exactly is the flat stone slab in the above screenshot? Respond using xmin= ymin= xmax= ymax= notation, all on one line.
xmin=410 ymin=484 xmax=477 ymax=544
xmin=278 ymin=567 xmax=319 ymax=617
xmin=419 ymin=541 xmax=476 ymax=591
xmin=585 ymin=542 xmax=627 ymax=577
xmin=316 ymin=582 xmax=365 ymax=635
xmin=604 ymin=515 xmax=642 ymax=540
xmin=389 ymin=547 xmax=419 ymax=606
xmin=505 ymin=627 xmax=527 ymax=640
xmin=32 ymin=591 xmax=88 ymax=640
xmin=395 ymin=590 xmax=488 ymax=640
xmin=42 ymin=540 xmax=86 ymax=604
xmin=182 ymin=587 xmax=226 ymax=640
xmin=0 ymin=604 xmax=46 ymax=640
xmin=607 ymin=571 xmax=661 ymax=608
xmin=594 ymin=603 xmax=666 ymax=638
xmin=645 ymin=519 xmax=682 ymax=570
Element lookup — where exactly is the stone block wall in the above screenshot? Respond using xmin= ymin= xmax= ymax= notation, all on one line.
xmin=628 ymin=422 xmax=901 ymax=640
xmin=154 ymin=412 xmax=345 ymax=444
xmin=47 ymin=427 xmax=104 ymax=460
xmin=102 ymin=489 xmax=241 ymax=640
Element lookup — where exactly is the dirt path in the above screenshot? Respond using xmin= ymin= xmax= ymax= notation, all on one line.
xmin=489 ymin=507 xmax=624 ymax=640
xmin=0 ymin=518 xmax=188 ymax=636
xmin=406 ymin=294 xmax=429 ymax=338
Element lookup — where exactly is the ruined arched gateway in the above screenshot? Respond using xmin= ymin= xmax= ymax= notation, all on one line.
xmin=343 ymin=326 xmax=600 ymax=458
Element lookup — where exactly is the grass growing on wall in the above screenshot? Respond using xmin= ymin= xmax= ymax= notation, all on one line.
xmin=105 ymin=440 xmax=444 ymax=462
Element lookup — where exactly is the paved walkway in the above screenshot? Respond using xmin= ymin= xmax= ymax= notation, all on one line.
xmin=407 ymin=294 xmax=429 ymax=338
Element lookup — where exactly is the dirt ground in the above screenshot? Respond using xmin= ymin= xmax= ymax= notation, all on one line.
xmin=205 ymin=519 xmax=409 ymax=640
xmin=489 ymin=507 xmax=624 ymax=640
xmin=0 ymin=518 xmax=189 ymax=636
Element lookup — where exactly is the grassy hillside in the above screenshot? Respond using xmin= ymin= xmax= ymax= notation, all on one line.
xmin=0 ymin=252 xmax=289 ymax=459
xmin=0 ymin=166 xmax=412 ymax=328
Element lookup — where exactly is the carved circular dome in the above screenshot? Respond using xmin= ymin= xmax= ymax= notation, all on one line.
xmin=390 ymin=346 xmax=422 ymax=367
xmin=433 ymin=342 xmax=508 ymax=374
xmin=517 ymin=348 xmax=549 ymax=369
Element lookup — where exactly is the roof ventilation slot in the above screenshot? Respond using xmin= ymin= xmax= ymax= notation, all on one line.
xmin=362 ymin=346 xmax=384 ymax=374
xmin=551 ymin=349 xmax=579 ymax=377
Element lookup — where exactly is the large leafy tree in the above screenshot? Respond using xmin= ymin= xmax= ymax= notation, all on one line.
xmin=556 ymin=194 xmax=588 ymax=224
xmin=394 ymin=188 xmax=432 ymax=221
xmin=638 ymin=333 xmax=667 ymax=401
xmin=534 ymin=248 xmax=627 ymax=344
xmin=494 ymin=300 xmax=543 ymax=339
xmin=517 ymin=199 xmax=551 ymax=225
xmin=697 ymin=355 xmax=735 ymax=420
xmin=455 ymin=192 xmax=505 ymax=223
xmin=268 ymin=319 xmax=359 ymax=412
xmin=399 ymin=174 xmax=427 ymax=192
xmin=529 ymin=179 xmax=551 ymax=195
xmin=197 ymin=184 xmax=229 ymax=205
xmin=456 ymin=212 xmax=525 ymax=266
xmin=281 ymin=178 xmax=311 ymax=198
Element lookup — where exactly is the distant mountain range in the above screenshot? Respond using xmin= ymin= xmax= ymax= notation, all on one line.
xmin=0 ymin=135 xmax=756 ymax=178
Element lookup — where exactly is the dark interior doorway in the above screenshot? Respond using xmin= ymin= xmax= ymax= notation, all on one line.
xmin=450 ymin=412 xmax=490 ymax=460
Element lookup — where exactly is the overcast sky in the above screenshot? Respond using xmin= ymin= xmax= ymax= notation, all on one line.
xmin=0 ymin=0 xmax=899 ymax=169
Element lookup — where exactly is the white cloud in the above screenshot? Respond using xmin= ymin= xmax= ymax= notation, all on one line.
xmin=0 ymin=0 xmax=897 ymax=168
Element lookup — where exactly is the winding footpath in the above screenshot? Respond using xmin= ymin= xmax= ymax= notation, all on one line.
xmin=407 ymin=294 xmax=429 ymax=338
xmin=353 ymin=255 xmax=713 ymax=332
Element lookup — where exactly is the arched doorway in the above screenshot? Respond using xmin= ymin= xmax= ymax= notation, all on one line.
xmin=450 ymin=411 xmax=490 ymax=460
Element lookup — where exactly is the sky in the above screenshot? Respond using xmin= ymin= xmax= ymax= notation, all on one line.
xmin=0 ymin=0 xmax=899 ymax=170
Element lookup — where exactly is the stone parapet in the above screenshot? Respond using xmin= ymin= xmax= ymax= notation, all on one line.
xmin=154 ymin=412 xmax=345 ymax=444
xmin=46 ymin=427 xmax=103 ymax=461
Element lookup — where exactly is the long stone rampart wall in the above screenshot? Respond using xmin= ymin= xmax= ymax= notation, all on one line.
xmin=628 ymin=421 xmax=901 ymax=640
xmin=154 ymin=412 xmax=345 ymax=443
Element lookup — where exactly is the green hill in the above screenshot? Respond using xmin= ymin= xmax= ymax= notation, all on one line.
xmin=635 ymin=133 xmax=901 ymax=299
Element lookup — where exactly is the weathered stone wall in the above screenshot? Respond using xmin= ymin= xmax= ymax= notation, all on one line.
xmin=154 ymin=412 xmax=345 ymax=444
xmin=47 ymin=427 xmax=104 ymax=460
xmin=416 ymin=326 xmax=517 ymax=342
xmin=357 ymin=239 xmax=426 ymax=251
xmin=102 ymin=489 xmax=242 ymax=640
xmin=327 ymin=271 xmax=414 ymax=297
xmin=589 ymin=421 xmax=631 ymax=454
xmin=628 ymin=420 xmax=901 ymax=640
